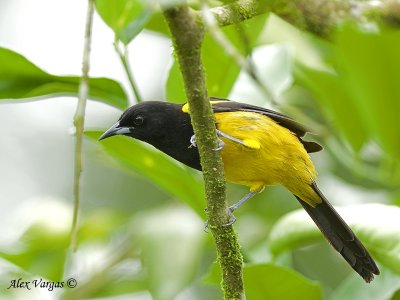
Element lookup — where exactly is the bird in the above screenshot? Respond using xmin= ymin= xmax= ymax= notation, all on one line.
xmin=99 ymin=97 xmax=379 ymax=282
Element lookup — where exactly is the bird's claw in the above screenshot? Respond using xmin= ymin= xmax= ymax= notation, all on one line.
xmin=204 ymin=220 xmax=210 ymax=232
xmin=190 ymin=135 xmax=197 ymax=148
xmin=190 ymin=134 xmax=225 ymax=151
xmin=203 ymin=207 xmax=236 ymax=230
xmin=213 ymin=138 xmax=225 ymax=151
xmin=223 ymin=206 xmax=237 ymax=226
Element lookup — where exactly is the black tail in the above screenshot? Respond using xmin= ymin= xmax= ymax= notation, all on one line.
xmin=295 ymin=182 xmax=379 ymax=282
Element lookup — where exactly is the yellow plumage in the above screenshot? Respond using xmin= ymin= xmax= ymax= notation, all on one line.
xmin=215 ymin=111 xmax=321 ymax=207
xmin=101 ymin=99 xmax=380 ymax=282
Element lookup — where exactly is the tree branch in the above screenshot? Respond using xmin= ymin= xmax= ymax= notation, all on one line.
xmin=208 ymin=0 xmax=400 ymax=39
xmin=208 ymin=0 xmax=268 ymax=27
xmin=70 ymin=0 xmax=95 ymax=251
xmin=162 ymin=4 xmax=244 ymax=300
xmin=208 ymin=0 xmax=347 ymax=38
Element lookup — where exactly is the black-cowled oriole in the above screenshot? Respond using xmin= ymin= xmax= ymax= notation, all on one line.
xmin=99 ymin=98 xmax=379 ymax=282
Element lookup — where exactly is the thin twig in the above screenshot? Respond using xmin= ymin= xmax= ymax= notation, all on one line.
xmin=70 ymin=0 xmax=95 ymax=251
xmin=201 ymin=0 xmax=279 ymax=107
xmin=114 ymin=41 xmax=143 ymax=103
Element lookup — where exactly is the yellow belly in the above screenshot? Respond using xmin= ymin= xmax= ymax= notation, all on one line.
xmin=215 ymin=111 xmax=320 ymax=206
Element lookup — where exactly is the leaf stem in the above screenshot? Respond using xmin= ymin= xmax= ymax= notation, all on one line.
xmin=114 ymin=41 xmax=143 ymax=103
xmin=70 ymin=0 xmax=95 ymax=251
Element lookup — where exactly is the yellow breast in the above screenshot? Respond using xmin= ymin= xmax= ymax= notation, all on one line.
xmin=215 ymin=111 xmax=319 ymax=205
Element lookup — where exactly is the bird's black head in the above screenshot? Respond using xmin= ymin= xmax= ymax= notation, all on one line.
xmin=99 ymin=101 xmax=201 ymax=170
xmin=99 ymin=101 xmax=184 ymax=143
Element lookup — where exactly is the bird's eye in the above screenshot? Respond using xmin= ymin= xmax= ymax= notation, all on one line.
xmin=134 ymin=115 xmax=144 ymax=126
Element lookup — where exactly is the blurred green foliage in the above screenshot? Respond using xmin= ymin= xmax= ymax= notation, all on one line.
xmin=0 ymin=48 xmax=128 ymax=110
xmin=85 ymin=131 xmax=205 ymax=215
xmin=1 ymin=0 xmax=400 ymax=299
xmin=167 ymin=14 xmax=269 ymax=103
xmin=95 ymin=0 xmax=152 ymax=44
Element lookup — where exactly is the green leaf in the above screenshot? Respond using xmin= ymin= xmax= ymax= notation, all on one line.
xmin=145 ymin=12 xmax=170 ymax=36
xmin=166 ymin=61 xmax=186 ymax=103
xmin=0 ymin=224 xmax=68 ymax=282
xmin=0 ymin=48 xmax=128 ymax=110
xmin=330 ymin=264 xmax=400 ymax=300
xmin=268 ymin=203 xmax=400 ymax=274
xmin=335 ymin=27 xmax=400 ymax=159
xmin=295 ymin=66 xmax=367 ymax=151
xmin=119 ymin=9 xmax=152 ymax=44
xmin=296 ymin=27 xmax=400 ymax=161
xmin=95 ymin=0 xmax=151 ymax=44
xmin=85 ymin=131 xmax=205 ymax=216
xmin=243 ymin=264 xmax=323 ymax=300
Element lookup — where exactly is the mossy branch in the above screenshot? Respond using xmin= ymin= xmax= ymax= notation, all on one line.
xmin=162 ymin=4 xmax=244 ymax=300
xmin=207 ymin=0 xmax=400 ymax=39
xmin=207 ymin=0 xmax=268 ymax=26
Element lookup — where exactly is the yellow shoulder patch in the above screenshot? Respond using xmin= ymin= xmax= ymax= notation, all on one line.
xmin=182 ymin=103 xmax=189 ymax=113
xmin=182 ymin=100 xmax=226 ymax=114
xmin=243 ymin=139 xmax=261 ymax=149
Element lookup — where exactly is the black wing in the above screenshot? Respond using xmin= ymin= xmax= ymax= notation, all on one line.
xmin=210 ymin=97 xmax=323 ymax=153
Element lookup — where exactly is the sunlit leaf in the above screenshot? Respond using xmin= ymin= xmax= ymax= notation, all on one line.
xmin=95 ymin=0 xmax=152 ymax=44
xmin=268 ymin=203 xmax=400 ymax=273
xmin=119 ymin=9 xmax=152 ymax=44
xmin=0 ymin=48 xmax=128 ymax=110
xmin=85 ymin=131 xmax=205 ymax=216
xmin=243 ymin=264 xmax=323 ymax=300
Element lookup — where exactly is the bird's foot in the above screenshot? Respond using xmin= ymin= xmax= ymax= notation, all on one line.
xmin=203 ymin=220 xmax=209 ymax=233
xmin=189 ymin=134 xmax=225 ymax=151
xmin=213 ymin=138 xmax=225 ymax=151
xmin=203 ymin=206 xmax=237 ymax=231
xmin=223 ymin=206 xmax=237 ymax=226
xmin=190 ymin=134 xmax=197 ymax=148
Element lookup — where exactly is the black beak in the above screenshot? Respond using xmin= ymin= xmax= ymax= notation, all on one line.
xmin=98 ymin=122 xmax=131 ymax=141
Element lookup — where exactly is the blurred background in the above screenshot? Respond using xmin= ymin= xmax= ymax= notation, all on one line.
xmin=0 ymin=0 xmax=400 ymax=299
